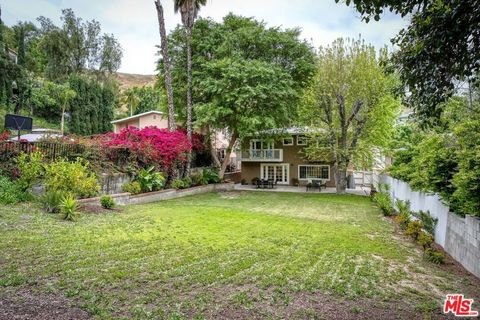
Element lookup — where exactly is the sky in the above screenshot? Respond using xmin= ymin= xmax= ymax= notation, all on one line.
xmin=2 ymin=0 xmax=407 ymax=75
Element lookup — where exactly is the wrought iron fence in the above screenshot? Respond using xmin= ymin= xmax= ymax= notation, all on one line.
xmin=0 ymin=141 xmax=85 ymax=162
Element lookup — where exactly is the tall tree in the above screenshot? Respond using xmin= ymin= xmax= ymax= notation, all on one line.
xmin=56 ymin=84 xmax=76 ymax=135
xmin=338 ymin=0 xmax=480 ymax=120
xmin=173 ymin=0 xmax=207 ymax=173
xmin=301 ymin=38 xmax=400 ymax=193
xmin=166 ymin=15 xmax=316 ymax=177
xmin=154 ymin=0 xmax=177 ymax=131
xmin=38 ymin=9 xmax=122 ymax=82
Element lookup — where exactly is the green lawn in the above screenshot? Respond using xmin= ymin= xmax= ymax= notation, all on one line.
xmin=0 ymin=191 xmax=478 ymax=319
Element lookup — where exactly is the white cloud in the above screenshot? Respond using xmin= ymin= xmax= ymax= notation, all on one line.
xmin=2 ymin=0 xmax=407 ymax=74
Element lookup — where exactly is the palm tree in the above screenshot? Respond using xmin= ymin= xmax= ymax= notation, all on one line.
xmin=154 ymin=0 xmax=176 ymax=131
xmin=58 ymin=84 xmax=76 ymax=136
xmin=173 ymin=0 xmax=206 ymax=173
xmin=122 ymin=87 xmax=139 ymax=116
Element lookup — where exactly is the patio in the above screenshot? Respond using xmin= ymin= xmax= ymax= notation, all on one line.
xmin=234 ymin=183 xmax=370 ymax=196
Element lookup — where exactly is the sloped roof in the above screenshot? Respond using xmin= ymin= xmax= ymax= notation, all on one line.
xmin=111 ymin=110 xmax=165 ymax=124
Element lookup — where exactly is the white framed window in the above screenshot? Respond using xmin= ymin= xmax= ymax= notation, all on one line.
xmin=282 ymin=137 xmax=293 ymax=146
xmin=297 ymin=136 xmax=307 ymax=146
xmin=250 ymin=139 xmax=273 ymax=150
xmin=298 ymin=165 xmax=330 ymax=180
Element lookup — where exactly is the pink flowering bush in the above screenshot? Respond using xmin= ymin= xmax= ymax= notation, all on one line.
xmin=99 ymin=126 xmax=192 ymax=172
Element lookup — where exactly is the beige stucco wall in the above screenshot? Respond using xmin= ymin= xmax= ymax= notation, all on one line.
xmin=240 ymin=137 xmax=336 ymax=187
xmin=138 ymin=113 xmax=169 ymax=128
xmin=113 ymin=113 xmax=170 ymax=133
xmin=113 ymin=119 xmax=140 ymax=133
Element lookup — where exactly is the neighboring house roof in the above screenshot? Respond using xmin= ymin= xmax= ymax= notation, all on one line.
xmin=259 ymin=126 xmax=325 ymax=135
xmin=111 ymin=110 xmax=166 ymax=124
xmin=8 ymin=129 xmax=62 ymax=142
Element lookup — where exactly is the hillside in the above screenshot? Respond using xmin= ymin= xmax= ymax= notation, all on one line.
xmin=115 ymin=72 xmax=156 ymax=91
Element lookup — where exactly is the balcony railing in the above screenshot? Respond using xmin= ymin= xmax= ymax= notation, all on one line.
xmin=241 ymin=149 xmax=283 ymax=162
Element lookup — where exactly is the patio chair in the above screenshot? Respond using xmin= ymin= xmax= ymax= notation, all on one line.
xmin=268 ymin=179 xmax=277 ymax=189
xmin=261 ymin=179 xmax=270 ymax=189
xmin=306 ymin=180 xmax=312 ymax=191
xmin=320 ymin=180 xmax=327 ymax=190
xmin=311 ymin=180 xmax=321 ymax=191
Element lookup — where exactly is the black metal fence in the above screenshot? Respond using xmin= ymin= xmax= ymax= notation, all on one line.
xmin=0 ymin=141 xmax=86 ymax=162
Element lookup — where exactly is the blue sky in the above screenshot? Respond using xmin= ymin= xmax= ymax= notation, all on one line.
xmin=2 ymin=0 xmax=407 ymax=75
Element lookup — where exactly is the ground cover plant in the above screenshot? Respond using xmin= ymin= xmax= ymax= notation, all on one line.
xmin=0 ymin=191 xmax=478 ymax=319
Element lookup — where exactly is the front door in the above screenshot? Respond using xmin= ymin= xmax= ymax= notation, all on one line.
xmin=260 ymin=164 xmax=289 ymax=184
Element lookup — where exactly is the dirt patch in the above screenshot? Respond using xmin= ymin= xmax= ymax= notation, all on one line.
xmin=79 ymin=204 xmax=122 ymax=214
xmin=190 ymin=288 xmax=448 ymax=320
xmin=0 ymin=288 xmax=91 ymax=320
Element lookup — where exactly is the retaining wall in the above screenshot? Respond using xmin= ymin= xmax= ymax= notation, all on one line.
xmin=79 ymin=183 xmax=234 ymax=206
xmin=380 ymin=175 xmax=480 ymax=278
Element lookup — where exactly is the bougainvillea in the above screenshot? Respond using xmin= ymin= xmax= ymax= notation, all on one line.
xmin=99 ymin=126 xmax=192 ymax=172
xmin=0 ymin=131 xmax=10 ymax=142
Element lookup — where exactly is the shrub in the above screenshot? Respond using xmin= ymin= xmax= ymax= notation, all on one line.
xmin=414 ymin=210 xmax=438 ymax=236
xmin=417 ymin=231 xmax=434 ymax=249
xmin=0 ymin=175 xmax=30 ymax=204
xmin=406 ymin=220 xmax=424 ymax=240
xmin=136 ymin=167 xmax=165 ymax=192
xmin=171 ymin=179 xmax=185 ymax=189
xmin=122 ymin=181 xmax=141 ymax=194
xmin=182 ymin=176 xmax=192 ymax=188
xmin=373 ymin=192 xmax=394 ymax=216
xmin=44 ymin=158 xmax=99 ymax=198
xmin=39 ymin=190 xmax=65 ymax=213
xmin=395 ymin=199 xmax=410 ymax=215
xmin=15 ymin=151 xmax=44 ymax=192
xmin=424 ymin=248 xmax=445 ymax=264
xmin=100 ymin=195 xmax=115 ymax=209
xmin=394 ymin=213 xmax=411 ymax=230
xmin=99 ymin=127 xmax=192 ymax=172
xmin=60 ymin=195 xmax=80 ymax=221
xmin=190 ymin=172 xmax=207 ymax=186
xmin=394 ymin=199 xmax=412 ymax=229
xmin=203 ymin=168 xmax=221 ymax=184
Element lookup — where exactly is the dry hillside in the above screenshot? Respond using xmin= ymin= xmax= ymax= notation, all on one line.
xmin=115 ymin=72 xmax=156 ymax=91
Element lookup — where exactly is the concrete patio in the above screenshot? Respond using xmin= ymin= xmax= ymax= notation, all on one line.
xmin=234 ymin=183 xmax=370 ymax=196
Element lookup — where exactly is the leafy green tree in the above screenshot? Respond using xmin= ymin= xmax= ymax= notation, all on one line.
xmin=338 ymin=0 xmax=480 ymax=119
xmin=38 ymin=9 xmax=122 ymax=82
xmin=121 ymin=87 xmax=140 ymax=116
xmin=173 ymin=0 xmax=207 ymax=172
xmin=68 ymin=74 xmax=114 ymax=135
xmin=302 ymin=38 xmax=400 ymax=193
xmin=388 ymin=96 xmax=480 ymax=216
xmin=133 ymin=85 xmax=163 ymax=115
xmin=160 ymin=14 xmax=316 ymax=175
xmin=56 ymin=84 xmax=76 ymax=135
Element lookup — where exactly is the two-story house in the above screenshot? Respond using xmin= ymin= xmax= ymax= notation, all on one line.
xmin=240 ymin=128 xmax=336 ymax=187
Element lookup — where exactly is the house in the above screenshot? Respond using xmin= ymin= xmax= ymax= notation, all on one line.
xmin=111 ymin=110 xmax=170 ymax=133
xmin=240 ymin=127 xmax=336 ymax=186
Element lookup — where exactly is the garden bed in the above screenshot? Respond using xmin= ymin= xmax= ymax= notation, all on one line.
xmin=78 ymin=182 xmax=234 ymax=206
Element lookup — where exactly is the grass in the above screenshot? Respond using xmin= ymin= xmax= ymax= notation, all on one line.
xmin=0 ymin=191 xmax=478 ymax=319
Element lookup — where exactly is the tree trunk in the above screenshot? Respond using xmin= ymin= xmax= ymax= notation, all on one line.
xmin=335 ymin=165 xmax=347 ymax=194
xmin=206 ymin=125 xmax=221 ymax=168
xmin=185 ymin=27 xmax=193 ymax=175
xmin=154 ymin=0 xmax=176 ymax=131
xmin=60 ymin=106 xmax=65 ymax=135
xmin=219 ymin=131 xmax=238 ymax=179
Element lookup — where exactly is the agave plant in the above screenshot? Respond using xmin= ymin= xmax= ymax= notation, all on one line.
xmin=60 ymin=194 xmax=80 ymax=221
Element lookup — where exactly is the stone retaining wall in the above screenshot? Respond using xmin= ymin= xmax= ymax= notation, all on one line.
xmin=79 ymin=183 xmax=234 ymax=206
